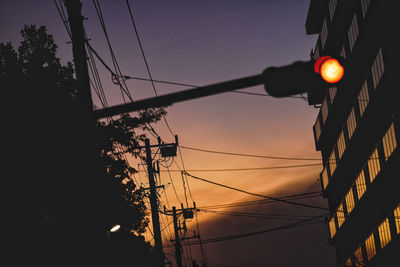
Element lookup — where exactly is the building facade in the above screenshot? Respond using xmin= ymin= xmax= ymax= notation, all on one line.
xmin=305 ymin=0 xmax=399 ymax=266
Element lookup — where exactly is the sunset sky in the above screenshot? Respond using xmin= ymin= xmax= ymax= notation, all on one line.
xmin=1 ymin=0 xmax=336 ymax=265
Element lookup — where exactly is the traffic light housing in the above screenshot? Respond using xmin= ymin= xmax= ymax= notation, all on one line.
xmin=263 ymin=56 xmax=344 ymax=104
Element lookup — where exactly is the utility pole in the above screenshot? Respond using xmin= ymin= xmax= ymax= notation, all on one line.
xmin=64 ymin=0 xmax=93 ymax=111
xmin=164 ymin=203 xmax=198 ymax=267
xmin=172 ymin=207 xmax=183 ymax=267
xmin=145 ymin=138 xmax=165 ymax=267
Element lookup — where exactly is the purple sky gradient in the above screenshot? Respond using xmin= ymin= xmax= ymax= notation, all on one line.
xmin=1 ymin=1 xmax=337 ymax=265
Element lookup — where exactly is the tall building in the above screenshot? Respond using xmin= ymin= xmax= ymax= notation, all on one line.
xmin=305 ymin=0 xmax=399 ymax=266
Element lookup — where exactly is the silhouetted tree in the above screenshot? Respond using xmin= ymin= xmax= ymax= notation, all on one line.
xmin=1 ymin=25 xmax=163 ymax=266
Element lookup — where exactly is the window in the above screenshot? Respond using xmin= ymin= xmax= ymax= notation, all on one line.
xmin=394 ymin=205 xmax=400 ymax=234
xmin=371 ymin=49 xmax=384 ymax=89
xmin=348 ymin=14 xmax=359 ymax=52
xmin=329 ymin=150 xmax=337 ymax=176
xmin=337 ymin=203 xmax=345 ymax=227
xmin=321 ymin=98 xmax=329 ymax=124
xmin=329 ymin=87 xmax=337 ymax=104
xmin=365 ymin=233 xmax=376 ymax=260
xmin=367 ymin=147 xmax=380 ymax=182
xmin=347 ymin=108 xmax=357 ymax=139
xmin=322 ymin=167 xmax=329 ymax=190
xmin=355 ymin=170 xmax=367 ymax=200
xmin=321 ymin=19 xmax=328 ymax=49
xmin=354 ymin=246 xmax=363 ymax=266
xmin=358 ymin=81 xmax=369 ymax=116
xmin=314 ymin=116 xmax=322 ymax=141
xmin=328 ymin=0 xmax=337 ymax=21
xmin=337 ymin=131 xmax=346 ymax=159
xmin=329 ymin=217 xmax=336 ymax=238
xmin=345 ymin=189 xmax=355 ymax=214
xmin=378 ymin=218 xmax=391 ymax=248
xmin=314 ymin=44 xmax=320 ymax=61
xmin=361 ymin=0 xmax=371 ymax=18
xmin=340 ymin=45 xmax=346 ymax=58
xmin=382 ymin=123 xmax=397 ymax=161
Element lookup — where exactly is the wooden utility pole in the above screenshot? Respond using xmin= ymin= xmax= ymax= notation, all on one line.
xmin=64 ymin=0 xmax=93 ymax=111
xmin=145 ymin=138 xmax=165 ymax=267
xmin=172 ymin=207 xmax=183 ymax=267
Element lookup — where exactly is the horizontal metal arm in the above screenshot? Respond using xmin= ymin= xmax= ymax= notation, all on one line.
xmin=94 ymin=73 xmax=265 ymax=119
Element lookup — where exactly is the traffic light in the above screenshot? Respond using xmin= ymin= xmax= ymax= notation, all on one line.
xmin=263 ymin=56 xmax=344 ymax=99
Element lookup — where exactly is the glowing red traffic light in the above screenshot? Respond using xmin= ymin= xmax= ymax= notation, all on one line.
xmin=314 ymin=56 xmax=344 ymax=83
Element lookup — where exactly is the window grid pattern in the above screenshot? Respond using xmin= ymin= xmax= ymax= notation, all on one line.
xmin=382 ymin=123 xmax=397 ymax=161
xmin=365 ymin=233 xmax=376 ymax=260
xmin=395 ymin=205 xmax=400 ymax=234
xmin=337 ymin=203 xmax=345 ymax=227
xmin=367 ymin=148 xmax=380 ymax=182
xmin=322 ymin=168 xmax=329 ymax=190
xmin=345 ymin=189 xmax=355 ymax=214
xmin=321 ymin=98 xmax=329 ymax=124
xmin=347 ymin=108 xmax=357 ymax=139
xmin=378 ymin=218 xmax=391 ymax=248
xmin=329 ymin=217 xmax=336 ymax=238
xmin=355 ymin=170 xmax=367 ymax=200
xmin=321 ymin=19 xmax=328 ymax=49
xmin=358 ymin=81 xmax=369 ymax=116
xmin=328 ymin=0 xmax=337 ymax=21
xmin=337 ymin=131 xmax=346 ymax=159
xmin=361 ymin=0 xmax=371 ymax=18
xmin=372 ymin=49 xmax=384 ymax=89
xmin=329 ymin=150 xmax=337 ymax=176
xmin=348 ymin=14 xmax=359 ymax=52
xmin=329 ymin=87 xmax=337 ymax=104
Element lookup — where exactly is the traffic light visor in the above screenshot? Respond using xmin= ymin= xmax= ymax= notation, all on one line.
xmin=314 ymin=56 xmax=344 ymax=83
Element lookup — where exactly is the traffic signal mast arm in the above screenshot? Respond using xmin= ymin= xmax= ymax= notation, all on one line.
xmin=94 ymin=59 xmax=344 ymax=119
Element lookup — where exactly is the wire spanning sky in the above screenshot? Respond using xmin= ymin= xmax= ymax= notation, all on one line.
xmin=0 ymin=0 xmax=336 ymax=265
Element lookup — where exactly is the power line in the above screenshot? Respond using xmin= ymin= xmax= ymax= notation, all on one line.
xmin=180 ymin=145 xmax=321 ymax=161
xmin=184 ymin=172 xmax=328 ymax=211
xmin=136 ymin=163 xmax=322 ymax=172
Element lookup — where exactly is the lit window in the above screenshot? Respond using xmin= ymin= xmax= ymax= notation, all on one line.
xmin=382 ymin=123 xmax=397 ymax=161
xmin=365 ymin=233 xmax=376 ymax=260
xmin=347 ymin=108 xmax=357 ymax=139
xmin=367 ymin=147 xmax=380 ymax=182
xmin=321 ymin=19 xmax=328 ymax=49
xmin=322 ymin=167 xmax=329 ymax=190
xmin=358 ymin=81 xmax=369 ymax=116
xmin=355 ymin=170 xmax=367 ymax=200
xmin=394 ymin=205 xmax=400 ymax=234
xmin=328 ymin=0 xmax=337 ymax=21
xmin=361 ymin=0 xmax=371 ymax=18
xmin=314 ymin=116 xmax=322 ymax=141
xmin=337 ymin=203 xmax=345 ymax=227
xmin=329 ymin=216 xmax=336 ymax=238
xmin=348 ymin=14 xmax=359 ymax=52
xmin=321 ymin=98 xmax=329 ymax=124
xmin=371 ymin=49 xmax=384 ymax=89
xmin=378 ymin=218 xmax=391 ymax=248
xmin=345 ymin=189 xmax=355 ymax=214
xmin=354 ymin=246 xmax=363 ymax=266
xmin=329 ymin=87 xmax=337 ymax=104
xmin=337 ymin=131 xmax=346 ymax=159
xmin=345 ymin=257 xmax=352 ymax=266
xmin=329 ymin=150 xmax=337 ymax=176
